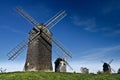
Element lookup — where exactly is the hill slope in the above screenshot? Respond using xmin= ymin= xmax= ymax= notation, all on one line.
xmin=0 ymin=72 xmax=120 ymax=80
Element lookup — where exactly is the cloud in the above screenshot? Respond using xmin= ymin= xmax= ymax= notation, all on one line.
xmin=71 ymin=16 xmax=99 ymax=32
xmin=0 ymin=25 xmax=27 ymax=35
xmin=71 ymin=16 xmax=109 ymax=32
xmin=102 ymin=1 xmax=120 ymax=14
xmin=113 ymin=30 xmax=120 ymax=34
xmin=78 ymin=45 xmax=120 ymax=62
xmin=102 ymin=7 xmax=114 ymax=14
xmin=71 ymin=15 xmax=120 ymax=36
xmin=117 ymin=24 xmax=120 ymax=27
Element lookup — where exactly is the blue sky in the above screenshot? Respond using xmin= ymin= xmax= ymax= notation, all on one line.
xmin=0 ymin=0 xmax=120 ymax=73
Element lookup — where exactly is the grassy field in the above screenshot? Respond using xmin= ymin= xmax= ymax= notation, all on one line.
xmin=0 ymin=72 xmax=120 ymax=80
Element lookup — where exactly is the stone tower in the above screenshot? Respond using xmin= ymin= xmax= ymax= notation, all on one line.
xmin=24 ymin=24 xmax=53 ymax=71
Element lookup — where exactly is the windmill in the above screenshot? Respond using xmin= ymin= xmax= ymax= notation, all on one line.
xmin=54 ymin=48 xmax=73 ymax=72
xmin=101 ymin=59 xmax=115 ymax=73
xmin=7 ymin=7 xmax=72 ymax=72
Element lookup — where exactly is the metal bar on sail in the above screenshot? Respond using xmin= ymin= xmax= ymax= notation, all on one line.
xmin=40 ymin=29 xmax=72 ymax=58
xmin=109 ymin=59 xmax=113 ymax=64
xmin=45 ymin=10 xmax=67 ymax=29
xmin=7 ymin=39 xmax=28 ymax=60
xmin=15 ymin=7 xmax=38 ymax=27
xmin=52 ymin=37 xmax=72 ymax=58
xmin=45 ymin=10 xmax=64 ymax=25
xmin=66 ymin=61 xmax=73 ymax=71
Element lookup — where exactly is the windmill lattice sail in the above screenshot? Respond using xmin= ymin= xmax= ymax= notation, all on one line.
xmin=52 ymin=36 xmax=72 ymax=58
xmin=45 ymin=10 xmax=67 ymax=29
xmin=7 ymin=39 xmax=28 ymax=60
xmin=15 ymin=7 xmax=38 ymax=26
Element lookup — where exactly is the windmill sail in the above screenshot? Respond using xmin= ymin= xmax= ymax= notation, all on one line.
xmin=52 ymin=37 xmax=72 ymax=58
xmin=40 ymin=29 xmax=72 ymax=58
xmin=65 ymin=61 xmax=73 ymax=71
xmin=109 ymin=59 xmax=113 ymax=64
xmin=44 ymin=10 xmax=67 ymax=29
xmin=7 ymin=31 xmax=42 ymax=60
xmin=7 ymin=39 xmax=28 ymax=60
xmin=15 ymin=7 xmax=38 ymax=26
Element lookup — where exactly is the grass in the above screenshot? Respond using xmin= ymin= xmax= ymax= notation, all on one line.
xmin=0 ymin=72 xmax=120 ymax=80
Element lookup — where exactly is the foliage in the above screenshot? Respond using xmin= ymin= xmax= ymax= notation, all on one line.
xmin=0 ymin=71 xmax=120 ymax=80
xmin=97 ymin=70 xmax=103 ymax=74
xmin=0 ymin=68 xmax=6 ymax=73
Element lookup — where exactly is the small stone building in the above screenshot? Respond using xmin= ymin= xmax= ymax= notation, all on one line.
xmin=81 ymin=67 xmax=89 ymax=74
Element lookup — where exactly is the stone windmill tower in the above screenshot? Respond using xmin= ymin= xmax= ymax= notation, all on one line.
xmin=24 ymin=24 xmax=53 ymax=71
xmin=7 ymin=7 xmax=72 ymax=72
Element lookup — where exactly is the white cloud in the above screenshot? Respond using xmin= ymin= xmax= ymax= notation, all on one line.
xmin=113 ymin=30 xmax=120 ymax=34
xmin=102 ymin=7 xmax=113 ymax=14
xmin=78 ymin=45 xmax=120 ymax=61
xmin=71 ymin=15 xmax=120 ymax=36
xmin=0 ymin=25 xmax=27 ymax=35
xmin=102 ymin=1 xmax=120 ymax=14
xmin=71 ymin=16 xmax=98 ymax=32
xmin=117 ymin=24 xmax=120 ymax=27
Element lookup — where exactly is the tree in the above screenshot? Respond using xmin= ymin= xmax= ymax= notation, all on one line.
xmin=0 ymin=67 xmax=6 ymax=73
xmin=97 ymin=70 xmax=102 ymax=74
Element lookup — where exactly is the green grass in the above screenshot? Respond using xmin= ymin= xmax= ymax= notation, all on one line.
xmin=0 ymin=72 xmax=120 ymax=80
